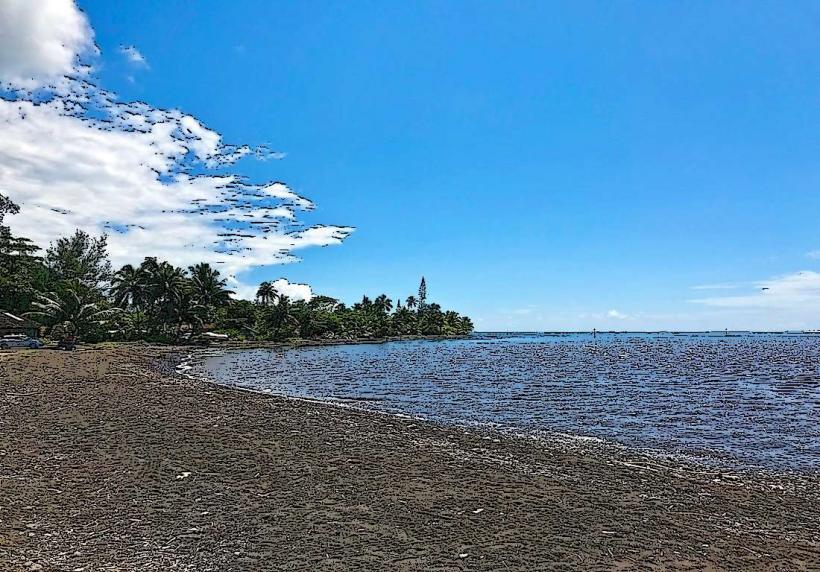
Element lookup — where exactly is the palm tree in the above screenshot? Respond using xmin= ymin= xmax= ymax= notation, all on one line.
xmin=405 ymin=295 xmax=417 ymax=310
xmin=149 ymin=262 xmax=190 ymax=335
xmin=26 ymin=288 xmax=119 ymax=340
xmin=111 ymin=264 xmax=145 ymax=309
xmin=262 ymin=294 xmax=299 ymax=340
xmin=170 ymin=289 xmax=207 ymax=340
xmin=256 ymin=281 xmax=275 ymax=306
xmin=188 ymin=263 xmax=233 ymax=308
xmin=373 ymin=294 xmax=393 ymax=315
xmin=419 ymin=302 xmax=444 ymax=335
xmin=391 ymin=306 xmax=417 ymax=335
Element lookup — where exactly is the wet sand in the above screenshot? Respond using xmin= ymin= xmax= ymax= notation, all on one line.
xmin=1 ymin=344 xmax=818 ymax=570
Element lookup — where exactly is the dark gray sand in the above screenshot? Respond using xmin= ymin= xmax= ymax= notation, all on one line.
xmin=1 ymin=345 xmax=818 ymax=570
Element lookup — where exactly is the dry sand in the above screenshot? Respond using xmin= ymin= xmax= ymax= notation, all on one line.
xmin=1 ymin=344 xmax=818 ymax=571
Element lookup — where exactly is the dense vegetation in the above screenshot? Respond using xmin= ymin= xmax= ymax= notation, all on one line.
xmin=0 ymin=194 xmax=473 ymax=343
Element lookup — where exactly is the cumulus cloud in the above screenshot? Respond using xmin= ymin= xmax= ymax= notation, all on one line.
xmin=0 ymin=0 xmax=95 ymax=89
xmin=269 ymin=279 xmax=312 ymax=301
xmin=119 ymin=45 xmax=147 ymax=67
xmin=0 ymin=0 xmax=353 ymax=293
xmin=232 ymin=278 xmax=313 ymax=302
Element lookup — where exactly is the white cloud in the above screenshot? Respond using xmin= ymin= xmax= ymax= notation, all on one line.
xmin=119 ymin=45 xmax=147 ymax=67
xmin=578 ymin=309 xmax=632 ymax=321
xmin=678 ymin=270 xmax=820 ymax=330
xmin=606 ymin=309 xmax=629 ymax=320
xmin=0 ymin=0 xmax=95 ymax=89
xmin=270 ymin=279 xmax=312 ymax=301
xmin=691 ymin=271 xmax=820 ymax=309
xmin=232 ymin=278 xmax=313 ymax=302
xmin=806 ymin=250 xmax=820 ymax=260
xmin=0 ymin=0 xmax=353 ymax=294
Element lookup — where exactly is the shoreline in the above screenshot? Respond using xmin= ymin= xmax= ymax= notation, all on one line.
xmin=208 ymin=333 xmax=472 ymax=350
xmin=1 ymin=345 xmax=818 ymax=570
xmin=183 ymin=343 xmax=818 ymax=480
xmin=183 ymin=350 xmax=809 ymax=482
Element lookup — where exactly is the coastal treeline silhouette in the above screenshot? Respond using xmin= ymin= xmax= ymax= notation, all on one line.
xmin=0 ymin=194 xmax=473 ymax=343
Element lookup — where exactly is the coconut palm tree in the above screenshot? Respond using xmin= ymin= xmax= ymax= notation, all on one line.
xmin=256 ymin=281 xmax=276 ymax=306
xmin=188 ymin=262 xmax=233 ymax=308
xmin=354 ymin=295 xmax=373 ymax=312
xmin=25 ymin=288 xmax=119 ymax=340
xmin=261 ymin=294 xmax=299 ymax=340
xmin=144 ymin=262 xmax=190 ymax=335
xmin=391 ymin=306 xmax=417 ymax=335
xmin=373 ymin=294 xmax=393 ymax=315
xmin=169 ymin=288 xmax=207 ymax=340
xmin=111 ymin=264 xmax=146 ymax=309
xmin=405 ymin=295 xmax=417 ymax=310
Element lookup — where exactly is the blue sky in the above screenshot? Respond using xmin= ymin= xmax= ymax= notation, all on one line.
xmin=8 ymin=1 xmax=820 ymax=330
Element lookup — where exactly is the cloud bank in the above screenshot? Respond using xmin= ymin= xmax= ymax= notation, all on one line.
xmin=0 ymin=0 xmax=352 ymax=296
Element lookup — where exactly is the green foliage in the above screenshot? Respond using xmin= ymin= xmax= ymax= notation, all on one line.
xmin=3 ymin=211 xmax=474 ymax=343
xmin=25 ymin=284 xmax=120 ymax=341
xmin=0 ymin=193 xmax=20 ymax=225
xmin=45 ymin=230 xmax=112 ymax=293
xmin=0 ymin=226 xmax=46 ymax=314
xmin=418 ymin=277 xmax=427 ymax=310
xmin=0 ymin=195 xmax=47 ymax=315
xmin=214 ymin=299 xmax=257 ymax=340
xmin=110 ymin=257 xmax=223 ymax=341
xmin=255 ymin=281 xmax=275 ymax=306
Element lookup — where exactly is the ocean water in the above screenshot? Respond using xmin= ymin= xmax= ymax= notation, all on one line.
xmin=198 ymin=333 xmax=820 ymax=472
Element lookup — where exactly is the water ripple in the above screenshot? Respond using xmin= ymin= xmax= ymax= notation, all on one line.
xmin=200 ymin=333 xmax=820 ymax=471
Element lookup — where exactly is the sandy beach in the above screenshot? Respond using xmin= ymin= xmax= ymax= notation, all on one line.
xmin=1 ymin=345 xmax=818 ymax=571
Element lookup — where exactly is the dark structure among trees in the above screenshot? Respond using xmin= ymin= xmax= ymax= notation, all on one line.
xmin=0 ymin=311 xmax=38 ymax=337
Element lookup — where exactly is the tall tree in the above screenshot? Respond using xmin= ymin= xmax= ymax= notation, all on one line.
xmin=256 ymin=281 xmax=275 ymax=306
xmin=418 ymin=277 xmax=427 ymax=310
xmin=0 ymin=195 xmax=45 ymax=314
xmin=0 ymin=192 xmax=20 ymax=224
xmin=45 ymin=230 xmax=112 ymax=293
xmin=258 ymin=294 xmax=299 ymax=340
xmin=188 ymin=263 xmax=233 ymax=309
xmin=111 ymin=264 xmax=146 ymax=309
xmin=149 ymin=261 xmax=190 ymax=334
xmin=373 ymin=294 xmax=393 ymax=315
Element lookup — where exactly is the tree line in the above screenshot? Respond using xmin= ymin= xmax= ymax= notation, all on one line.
xmin=0 ymin=194 xmax=473 ymax=343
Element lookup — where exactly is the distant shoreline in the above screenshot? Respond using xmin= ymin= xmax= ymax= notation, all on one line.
xmin=106 ymin=329 xmax=820 ymax=352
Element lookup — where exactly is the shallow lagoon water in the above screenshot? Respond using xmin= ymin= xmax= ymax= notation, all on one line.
xmin=201 ymin=333 xmax=820 ymax=471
